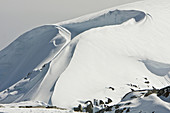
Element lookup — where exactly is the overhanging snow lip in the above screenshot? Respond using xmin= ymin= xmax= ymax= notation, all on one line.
xmin=60 ymin=9 xmax=146 ymax=39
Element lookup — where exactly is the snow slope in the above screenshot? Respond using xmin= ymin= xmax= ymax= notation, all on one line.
xmin=0 ymin=0 xmax=170 ymax=112
xmin=0 ymin=108 xmax=70 ymax=113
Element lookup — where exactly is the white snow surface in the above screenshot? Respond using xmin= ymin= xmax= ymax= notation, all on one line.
xmin=112 ymin=93 xmax=170 ymax=113
xmin=0 ymin=0 xmax=170 ymax=112
xmin=0 ymin=108 xmax=71 ymax=113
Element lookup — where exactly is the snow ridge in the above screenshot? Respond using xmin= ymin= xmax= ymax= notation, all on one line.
xmin=0 ymin=9 xmax=147 ymax=105
xmin=0 ymin=0 xmax=170 ymax=112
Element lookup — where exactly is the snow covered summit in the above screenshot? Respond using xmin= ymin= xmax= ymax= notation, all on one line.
xmin=0 ymin=0 xmax=169 ymax=112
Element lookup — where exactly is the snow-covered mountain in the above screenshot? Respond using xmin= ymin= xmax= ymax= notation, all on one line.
xmin=0 ymin=0 xmax=169 ymax=112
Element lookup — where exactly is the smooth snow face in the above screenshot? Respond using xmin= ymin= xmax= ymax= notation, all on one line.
xmin=141 ymin=60 xmax=170 ymax=77
xmin=0 ymin=9 xmax=147 ymax=104
xmin=116 ymin=93 xmax=170 ymax=113
xmin=0 ymin=0 xmax=170 ymax=112
xmin=61 ymin=10 xmax=145 ymax=38
xmin=0 ymin=25 xmax=58 ymax=91
xmin=51 ymin=0 xmax=170 ymax=108
xmin=0 ymin=0 xmax=141 ymax=51
xmin=0 ymin=108 xmax=70 ymax=113
xmin=0 ymin=9 xmax=145 ymax=92
xmin=129 ymin=95 xmax=170 ymax=113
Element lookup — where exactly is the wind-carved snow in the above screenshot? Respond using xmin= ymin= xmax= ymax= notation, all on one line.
xmin=0 ymin=9 xmax=146 ymax=104
xmin=0 ymin=25 xmax=59 ymax=91
xmin=0 ymin=9 xmax=146 ymax=92
xmin=0 ymin=0 xmax=170 ymax=112
xmin=141 ymin=60 xmax=170 ymax=76
xmin=140 ymin=59 xmax=170 ymax=85
xmin=51 ymin=25 xmax=71 ymax=60
xmin=61 ymin=9 xmax=145 ymax=39
xmin=0 ymin=63 xmax=50 ymax=103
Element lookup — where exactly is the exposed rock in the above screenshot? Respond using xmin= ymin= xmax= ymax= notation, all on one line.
xmin=157 ymin=86 xmax=170 ymax=97
xmin=145 ymin=81 xmax=150 ymax=84
xmin=126 ymin=107 xmax=130 ymax=112
xmin=94 ymin=99 xmax=99 ymax=106
xmin=86 ymin=104 xmax=93 ymax=113
xmin=105 ymin=97 xmax=112 ymax=104
xmin=115 ymin=108 xmax=126 ymax=113
xmin=130 ymin=88 xmax=135 ymax=92
xmin=144 ymin=77 xmax=148 ymax=80
xmin=73 ymin=104 xmax=82 ymax=112
xmin=109 ymin=87 xmax=115 ymax=91
xmin=99 ymin=100 xmax=104 ymax=105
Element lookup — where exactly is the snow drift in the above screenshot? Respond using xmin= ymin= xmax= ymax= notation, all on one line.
xmin=0 ymin=0 xmax=169 ymax=112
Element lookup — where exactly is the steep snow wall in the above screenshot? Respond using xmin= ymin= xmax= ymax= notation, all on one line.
xmin=50 ymin=0 xmax=170 ymax=108
xmin=0 ymin=0 xmax=170 ymax=111
xmin=0 ymin=9 xmax=146 ymax=104
xmin=0 ymin=9 xmax=145 ymax=92
xmin=61 ymin=10 xmax=145 ymax=38
xmin=0 ymin=25 xmax=59 ymax=91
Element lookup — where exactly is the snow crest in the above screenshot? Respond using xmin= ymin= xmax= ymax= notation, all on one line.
xmin=0 ymin=9 xmax=146 ymax=104
xmin=0 ymin=0 xmax=170 ymax=112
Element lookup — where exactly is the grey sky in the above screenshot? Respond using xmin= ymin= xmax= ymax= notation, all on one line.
xmin=0 ymin=0 xmax=140 ymax=50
